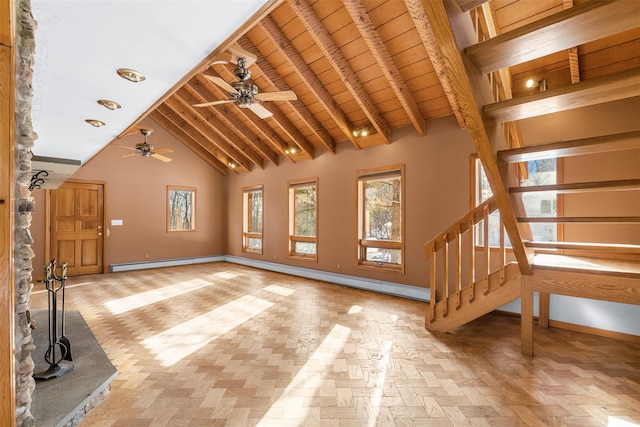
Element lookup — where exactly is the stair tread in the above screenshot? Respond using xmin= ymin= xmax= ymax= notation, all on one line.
xmin=509 ymin=179 xmax=640 ymax=194
xmin=533 ymin=253 xmax=640 ymax=277
xmin=526 ymin=241 xmax=640 ymax=253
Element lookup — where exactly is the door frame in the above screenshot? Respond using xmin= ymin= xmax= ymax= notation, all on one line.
xmin=46 ymin=179 xmax=108 ymax=274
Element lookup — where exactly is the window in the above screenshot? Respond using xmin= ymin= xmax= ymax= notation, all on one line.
xmin=472 ymin=156 xmax=560 ymax=246
xmin=288 ymin=178 xmax=318 ymax=261
xmin=242 ymin=185 xmax=263 ymax=254
xmin=356 ymin=165 xmax=404 ymax=272
xmin=167 ymin=186 xmax=196 ymax=232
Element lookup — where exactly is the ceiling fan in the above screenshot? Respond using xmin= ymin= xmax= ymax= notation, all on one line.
xmin=193 ymin=56 xmax=297 ymax=119
xmin=119 ymin=129 xmax=173 ymax=162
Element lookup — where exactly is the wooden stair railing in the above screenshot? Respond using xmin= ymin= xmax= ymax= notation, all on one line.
xmin=424 ymin=196 xmax=523 ymax=332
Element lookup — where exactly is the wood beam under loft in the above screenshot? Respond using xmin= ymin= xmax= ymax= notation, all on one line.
xmin=288 ymin=0 xmax=391 ymax=143
xmin=258 ymin=16 xmax=360 ymax=149
xmin=485 ymin=68 xmax=640 ymax=123
xmin=344 ymin=0 xmax=425 ymax=137
xmin=417 ymin=0 xmax=532 ymax=274
xmin=465 ymin=0 xmax=640 ymax=74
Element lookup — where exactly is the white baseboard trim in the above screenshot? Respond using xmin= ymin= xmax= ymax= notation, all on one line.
xmin=224 ymin=256 xmax=430 ymax=302
xmin=110 ymin=256 xmax=225 ymax=272
xmin=110 ymin=255 xmax=430 ymax=302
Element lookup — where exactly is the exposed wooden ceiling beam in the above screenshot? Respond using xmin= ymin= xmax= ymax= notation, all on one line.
xmin=484 ymin=68 xmax=640 ymax=123
xmin=149 ymin=110 xmax=228 ymax=175
xmin=193 ymin=75 xmax=280 ymax=166
xmin=158 ymin=102 xmax=242 ymax=173
xmin=166 ymin=94 xmax=254 ymax=171
xmin=466 ymin=0 xmax=640 ymax=74
xmin=405 ymin=0 xmax=466 ymax=128
xmin=178 ymin=85 xmax=265 ymax=169
xmin=344 ymin=0 xmax=425 ymax=137
xmin=236 ymin=38 xmax=336 ymax=153
xmin=258 ymin=16 xmax=360 ymax=149
xmin=288 ymin=0 xmax=391 ymax=143
xmin=418 ymin=0 xmax=532 ymax=274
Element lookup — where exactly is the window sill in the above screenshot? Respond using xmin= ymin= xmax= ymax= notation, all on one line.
xmin=288 ymin=254 xmax=317 ymax=263
xmin=356 ymin=262 xmax=404 ymax=275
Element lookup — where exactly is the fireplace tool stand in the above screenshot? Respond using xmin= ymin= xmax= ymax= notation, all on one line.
xmin=34 ymin=259 xmax=74 ymax=380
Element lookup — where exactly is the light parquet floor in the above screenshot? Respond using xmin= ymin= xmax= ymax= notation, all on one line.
xmin=30 ymin=262 xmax=640 ymax=427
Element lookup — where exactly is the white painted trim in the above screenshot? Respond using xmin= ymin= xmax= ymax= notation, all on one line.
xmin=109 ymin=256 xmax=429 ymax=302
xmin=110 ymin=256 xmax=225 ymax=272
xmin=223 ymin=256 xmax=430 ymax=302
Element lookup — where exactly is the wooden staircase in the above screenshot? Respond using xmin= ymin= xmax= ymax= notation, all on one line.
xmin=422 ymin=1 xmax=640 ymax=352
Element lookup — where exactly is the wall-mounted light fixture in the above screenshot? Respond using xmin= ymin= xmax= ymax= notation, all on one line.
xmin=97 ymin=99 xmax=121 ymax=110
xmin=525 ymin=78 xmax=547 ymax=92
xmin=284 ymin=147 xmax=297 ymax=155
xmin=117 ymin=68 xmax=146 ymax=83
xmin=228 ymin=161 xmax=237 ymax=169
xmin=85 ymin=119 xmax=106 ymax=127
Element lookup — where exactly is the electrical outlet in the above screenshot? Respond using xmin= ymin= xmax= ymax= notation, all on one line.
xmin=145 ymin=253 xmax=149 ymax=259
xmin=337 ymin=263 xmax=341 ymax=270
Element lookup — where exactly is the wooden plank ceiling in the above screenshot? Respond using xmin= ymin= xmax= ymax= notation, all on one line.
xmin=135 ymin=0 xmax=640 ymax=175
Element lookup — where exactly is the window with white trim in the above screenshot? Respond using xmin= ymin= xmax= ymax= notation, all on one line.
xmin=357 ymin=165 xmax=404 ymax=272
xmin=242 ymin=185 xmax=263 ymax=254
xmin=288 ymin=178 xmax=318 ymax=261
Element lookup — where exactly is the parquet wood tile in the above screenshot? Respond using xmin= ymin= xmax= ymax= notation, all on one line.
xmin=29 ymin=262 xmax=640 ymax=427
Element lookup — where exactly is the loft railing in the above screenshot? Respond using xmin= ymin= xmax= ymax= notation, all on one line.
xmin=424 ymin=196 xmax=512 ymax=322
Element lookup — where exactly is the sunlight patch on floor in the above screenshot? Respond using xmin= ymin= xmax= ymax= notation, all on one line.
xmin=256 ymin=324 xmax=352 ymax=425
xmin=262 ymin=284 xmax=296 ymax=296
xmin=142 ymin=295 xmax=273 ymax=366
xmin=105 ymin=278 xmax=215 ymax=315
xmin=609 ymin=417 xmax=640 ymax=427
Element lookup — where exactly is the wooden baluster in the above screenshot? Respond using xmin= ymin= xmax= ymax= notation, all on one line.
xmin=468 ymin=217 xmax=475 ymax=302
xmin=455 ymin=229 xmax=462 ymax=309
xmin=430 ymin=246 xmax=436 ymax=322
xmin=499 ymin=214 xmax=506 ymax=284
xmin=483 ymin=205 xmax=490 ymax=295
xmin=442 ymin=235 xmax=449 ymax=317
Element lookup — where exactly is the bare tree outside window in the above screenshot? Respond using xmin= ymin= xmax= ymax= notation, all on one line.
xmin=167 ymin=186 xmax=196 ymax=232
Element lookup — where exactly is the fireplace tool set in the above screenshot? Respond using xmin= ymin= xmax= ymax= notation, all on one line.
xmin=34 ymin=259 xmax=74 ymax=380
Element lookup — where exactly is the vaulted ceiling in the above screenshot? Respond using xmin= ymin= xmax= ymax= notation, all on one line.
xmin=135 ymin=0 xmax=639 ymax=175
xmin=36 ymin=0 xmax=640 ymax=179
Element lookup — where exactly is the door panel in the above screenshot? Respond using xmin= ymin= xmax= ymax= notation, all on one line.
xmin=51 ymin=182 xmax=104 ymax=276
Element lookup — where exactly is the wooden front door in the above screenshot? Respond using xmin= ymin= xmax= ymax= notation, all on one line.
xmin=50 ymin=181 xmax=105 ymax=276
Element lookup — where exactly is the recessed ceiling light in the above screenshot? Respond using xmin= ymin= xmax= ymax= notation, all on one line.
xmin=97 ymin=99 xmax=121 ymax=110
xmin=85 ymin=119 xmax=106 ymax=127
xmin=117 ymin=68 xmax=146 ymax=83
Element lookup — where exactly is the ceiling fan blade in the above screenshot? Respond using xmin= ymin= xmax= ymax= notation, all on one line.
xmin=152 ymin=148 xmax=173 ymax=154
xmin=120 ymin=153 xmax=139 ymax=158
xmin=203 ymin=75 xmax=239 ymax=94
xmin=193 ymin=99 xmax=235 ymax=108
xmin=248 ymin=103 xmax=273 ymax=119
xmin=151 ymin=153 xmax=173 ymax=163
xmin=118 ymin=145 xmax=138 ymax=151
xmin=255 ymin=90 xmax=297 ymax=102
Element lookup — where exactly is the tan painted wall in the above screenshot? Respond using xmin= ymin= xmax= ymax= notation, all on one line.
xmin=225 ymin=115 xmax=477 ymax=288
xmin=31 ymin=118 xmax=227 ymax=276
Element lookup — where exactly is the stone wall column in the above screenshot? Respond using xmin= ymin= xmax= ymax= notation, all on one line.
xmin=14 ymin=0 xmax=37 ymax=425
